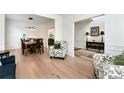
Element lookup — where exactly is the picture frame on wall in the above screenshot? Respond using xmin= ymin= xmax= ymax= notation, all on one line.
xmin=90 ymin=26 xmax=99 ymax=36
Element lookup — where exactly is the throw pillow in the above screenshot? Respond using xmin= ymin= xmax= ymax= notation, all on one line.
xmin=114 ymin=53 xmax=124 ymax=65
xmin=54 ymin=43 xmax=61 ymax=49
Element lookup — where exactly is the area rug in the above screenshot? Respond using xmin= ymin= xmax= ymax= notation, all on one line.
xmin=75 ymin=49 xmax=96 ymax=59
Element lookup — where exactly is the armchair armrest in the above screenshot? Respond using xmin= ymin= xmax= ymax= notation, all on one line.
xmin=0 ymin=55 xmax=16 ymax=79
xmin=0 ymin=63 xmax=16 ymax=79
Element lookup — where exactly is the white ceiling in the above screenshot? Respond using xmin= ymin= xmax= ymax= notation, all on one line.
xmin=75 ymin=14 xmax=105 ymax=24
xmin=5 ymin=14 xmax=54 ymax=24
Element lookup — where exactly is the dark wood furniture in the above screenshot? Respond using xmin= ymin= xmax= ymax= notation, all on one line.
xmin=35 ymin=38 xmax=44 ymax=54
xmin=86 ymin=41 xmax=104 ymax=52
xmin=0 ymin=50 xmax=10 ymax=59
xmin=21 ymin=38 xmax=44 ymax=55
xmin=21 ymin=39 xmax=27 ymax=55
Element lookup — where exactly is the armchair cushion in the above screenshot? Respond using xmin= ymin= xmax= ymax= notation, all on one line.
xmin=101 ymin=64 xmax=124 ymax=79
xmin=93 ymin=54 xmax=115 ymax=78
xmin=53 ymin=49 xmax=66 ymax=58
xmin=93 ymin=53 xmax=124 ymax=79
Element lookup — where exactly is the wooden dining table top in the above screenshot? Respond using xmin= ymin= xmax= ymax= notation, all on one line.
xmin=23 ymin=39 xmax=43 ymax=46
xmin=24 ymin=41 xmax=36 ymax=45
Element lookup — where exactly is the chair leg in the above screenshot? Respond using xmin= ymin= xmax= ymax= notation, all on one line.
xmin=62 ymin=58 xmax=65 ymax=60
xmin=38 ymin=48 xmax=41 ymax=54
xmin=22 ymin=49 xmax=24 ymax=55
xmin=40 ymin=49 xmax=41 ymax=54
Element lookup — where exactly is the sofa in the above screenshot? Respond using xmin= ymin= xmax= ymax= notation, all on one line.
xmin=0 ymin=55 xmax=16 ymax=79
xmin=93 ymin=54 xmax=124 ymax=79
xmin=49 ymin=41 xmax=67 ymax=59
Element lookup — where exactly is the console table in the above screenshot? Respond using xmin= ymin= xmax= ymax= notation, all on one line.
xmin=86 ymin=42 xmax=104 ymax=52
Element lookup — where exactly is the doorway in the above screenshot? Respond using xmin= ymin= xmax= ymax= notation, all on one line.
xmin=74 ymin=15 xmax=105 ymax=58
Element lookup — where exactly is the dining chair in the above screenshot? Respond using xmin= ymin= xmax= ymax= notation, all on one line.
xmin=21 ymin=38 xmax=32 ymax=55
xmin=35 ymin=38 xmax=44 ymax=54
xmin=21 ymin=39 xmax=26 ymax=55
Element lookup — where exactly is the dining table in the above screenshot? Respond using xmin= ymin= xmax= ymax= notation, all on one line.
xmin=23 ymin=38 xmax=44 ymax=55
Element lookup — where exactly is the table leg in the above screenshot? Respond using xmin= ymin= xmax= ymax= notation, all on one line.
xmin=6 ymin=52 xmax=9 ymax=57
xmin=25 ymin=45 xmax=28 ymax=56
xmin=42 ymin=44 xmax=44 ymax=53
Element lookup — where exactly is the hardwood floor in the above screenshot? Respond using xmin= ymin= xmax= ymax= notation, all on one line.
xmin=10 ymin=49 xmax=96 ymax=79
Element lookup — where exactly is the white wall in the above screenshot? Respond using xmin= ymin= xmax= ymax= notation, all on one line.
xmin=3 ymin=14 xmax=124 ymax=57
xmin=4 ymin=14 xmax=102 ymax=57
xmin=4 ymin=14 xmax=124 ymax=57
xmin=5 ymin=19 xmax=54 ymax=49
xmin=39 ymin=14 xmax=99 ymax=57
xmin=74 ymin=20 xmax=91 ymax=49
xmin=62 ymin=14 xmax=99 ymax=57
xmin=48 ymin=28 xmax=55 ymax=38
xmin=74 ymin=16 xmax=105 ymax=49
xmin=40 ymin=14 xmax=79 ymax=56
xmin=38 ymin=14 xmax=63 ymax=41
xmin=62 ymin=17 xmax=74 ymax=56
xmin=105 ymin=14 xmax=124 ymax=55
xmin=89 ymin=17 xmax=105 ymax=42
xmin=0 ymin=14 xmax=5 ymax=51
xmin=44 ymin=21 xmax=55 ymax=48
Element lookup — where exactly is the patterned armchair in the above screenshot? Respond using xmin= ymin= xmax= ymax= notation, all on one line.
xmin=49 ymin=41 xmax=67 ymax=59
xmin=93 ymin=54 xmax=124 ymax=79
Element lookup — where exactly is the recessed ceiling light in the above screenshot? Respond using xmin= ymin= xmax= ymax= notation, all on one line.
xmin=28 ymin=17 xmax=33 ymax=20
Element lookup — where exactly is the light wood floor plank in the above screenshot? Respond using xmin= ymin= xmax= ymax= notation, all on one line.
xmin=10 ymin=49 xmax=96 ymax=79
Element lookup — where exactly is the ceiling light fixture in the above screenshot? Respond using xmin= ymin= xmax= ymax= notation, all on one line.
xmin=28 ymin=17 xmax=33 ymax=20
xmin=25 ymin=26 xmax=36 ymax=30
xmin=25 ymin=17 xmax=36 ymax=30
